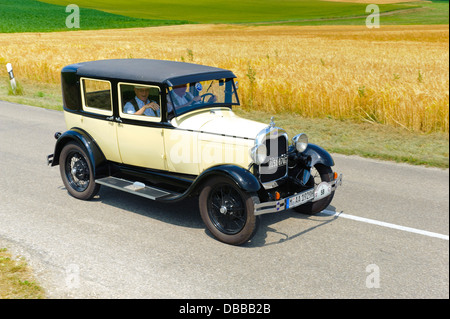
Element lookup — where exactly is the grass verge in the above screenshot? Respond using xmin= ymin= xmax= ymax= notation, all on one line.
xmin=0 ymin=248 xmax=45 ymax=299
xmin=236 ymin=109 xmax=449 ymax=169
xmin=1 ymin=79 xmax=448 ymax=169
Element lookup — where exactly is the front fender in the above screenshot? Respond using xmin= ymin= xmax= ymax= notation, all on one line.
xmin=50 ymin=128 xmax=107 ymax=177
xmin=197 ymin=165 xmax=261 ymax=193
xmin=303 ymin=144 xmax=335 ymax=167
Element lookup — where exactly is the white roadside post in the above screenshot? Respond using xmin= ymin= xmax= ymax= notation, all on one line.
xmin=6 ymin=63 xmax=17 ymax=94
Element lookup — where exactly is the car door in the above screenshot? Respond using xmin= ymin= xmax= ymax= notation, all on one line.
xmin=116 ymin=83 xmax=166 ymax=171
xmin=76 ymin=78 xmax=121 ymax=163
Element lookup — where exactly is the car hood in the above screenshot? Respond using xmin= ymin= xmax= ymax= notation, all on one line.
xmin=174 ymin=108 xmax=268 ymax=140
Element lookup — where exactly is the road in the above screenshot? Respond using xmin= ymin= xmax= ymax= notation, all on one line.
xmin=0 ymin=101 xmax=448 ymax=299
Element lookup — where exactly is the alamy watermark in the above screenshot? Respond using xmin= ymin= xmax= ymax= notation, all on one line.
xmin=63 ymin=3 xmax=379 ymax=29
xmin=63 ymin=4 xmax=380 ymax=29
xmin=65 ymin=263 xmax=80 ymax=289
xmin=65 ymin=4 xmax=80 ymax=29
xmin=365 ymin=264 xmax=380 ymax=288
xmin=366 ymin=4 xmax=380 ymax=29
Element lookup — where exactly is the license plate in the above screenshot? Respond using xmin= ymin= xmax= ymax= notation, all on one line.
xmin=286 ymin=188 xmax=314 ymax=209
xmin=268 ymin=156 xmax=287 ymax=169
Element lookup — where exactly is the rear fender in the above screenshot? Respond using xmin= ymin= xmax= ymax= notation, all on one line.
xmin=50 ymin=128 xmax=107 ymax=177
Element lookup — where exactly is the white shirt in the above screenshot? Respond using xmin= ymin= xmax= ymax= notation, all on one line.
xmin=170 ymin=91 xmax=194 ymax=107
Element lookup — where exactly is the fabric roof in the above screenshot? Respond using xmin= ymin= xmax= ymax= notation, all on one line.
xmin=62 ymin=59 xmax=236 ymax=86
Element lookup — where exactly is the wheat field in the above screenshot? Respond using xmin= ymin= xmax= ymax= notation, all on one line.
xmin=0 ymin=24 xmax=448 ymax=132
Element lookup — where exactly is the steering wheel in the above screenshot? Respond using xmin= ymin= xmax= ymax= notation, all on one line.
xmin=200 ymin=93 xmax=215 ymax=103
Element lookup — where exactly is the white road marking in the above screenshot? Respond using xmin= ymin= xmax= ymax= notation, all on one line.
xmin=319 ymin=210 xmax=449 ymax=241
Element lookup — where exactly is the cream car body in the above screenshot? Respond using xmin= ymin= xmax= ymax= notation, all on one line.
xmin=167 ymin=108 xmax=266 ymax=174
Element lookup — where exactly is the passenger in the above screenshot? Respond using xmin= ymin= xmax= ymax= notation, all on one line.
xmin=123 ymin=86 xmax=160 ymax=116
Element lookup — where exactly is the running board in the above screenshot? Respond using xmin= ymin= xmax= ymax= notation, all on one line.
xmin=95 ymin=176 xmax=178 ymax=201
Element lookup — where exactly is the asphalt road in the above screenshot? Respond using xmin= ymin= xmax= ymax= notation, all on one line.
xmin=0 ymin=101 xmax=448 ymax=299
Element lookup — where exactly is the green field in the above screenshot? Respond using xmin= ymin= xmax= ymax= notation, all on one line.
xmin=1 ymin=0 xmax=448 ymax=33
xmin=276 ymin=1 xmax=449 ymax=26
xmin=38 ymin=0 xmax=450 ymax=25
xmin=39 ymin=0 xmax=412 ymax=23
xmin=0 ymin=0 xmax=189 ymax=32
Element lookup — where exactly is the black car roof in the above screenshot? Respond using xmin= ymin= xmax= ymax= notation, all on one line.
xmin=62 ymin=59 xmax=236 ymax=86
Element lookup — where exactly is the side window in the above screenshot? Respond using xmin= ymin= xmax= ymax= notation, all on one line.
xmin=81 ymin=78 xmax=112 ymax=115
xmin=119 ymin=83 xmax=161 ymax=121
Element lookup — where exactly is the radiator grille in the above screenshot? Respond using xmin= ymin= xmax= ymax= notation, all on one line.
xmin=259 ymin=135 xmax=288 ymax=183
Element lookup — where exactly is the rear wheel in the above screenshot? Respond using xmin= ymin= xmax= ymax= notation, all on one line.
xmin=199 ymin=177 xmax=259 ymax=245
xmin=59 ymin=142 xmax=100 ymax=200
xmin=293 ymin=164 xmax=335 ymax=215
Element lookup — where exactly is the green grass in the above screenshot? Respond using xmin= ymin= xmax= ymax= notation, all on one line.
xmin=1 ymin=79 xmax=448 ymax=169
xmin=0 ymin=248 xmax=45 ymax=299
xmin=0 ymin=0 xmax=189 ymax=33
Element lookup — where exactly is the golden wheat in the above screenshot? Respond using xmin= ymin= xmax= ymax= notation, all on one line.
xmin=0 ymin=24 xmax=448 ymax=132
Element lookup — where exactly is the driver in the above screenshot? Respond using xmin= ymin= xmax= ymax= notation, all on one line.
xmin=168 ymin=83 xmax=217 ymax=109
xmin=170 ymin=84 xmax=200 ymax=108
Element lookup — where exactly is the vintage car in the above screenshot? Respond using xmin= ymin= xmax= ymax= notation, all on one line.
xmin=47 ymin=59 xmax=342 ymax=245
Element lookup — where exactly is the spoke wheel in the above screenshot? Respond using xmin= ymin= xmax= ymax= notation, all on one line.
xmin=208 ymin=184 xmax=246 ymax=235
xmin=59 ymin=142 xmax=100 ymax=200
xmin=65 ymin=151 xmax=90 ymax=192
xmin=199 ymin=177 xmax=258 ymax=245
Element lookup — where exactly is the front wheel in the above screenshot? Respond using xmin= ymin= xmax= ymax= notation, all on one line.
xmin=59 ymin=142 xmax=100 ymax=200
xmin=293 ymin=164 xmax=335 ymax=215
xmin=199 ymin=177 xmax=259 ymax=245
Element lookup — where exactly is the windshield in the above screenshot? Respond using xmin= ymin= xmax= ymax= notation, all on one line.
xmin=168 ymin=78 xmax=238 ymax=116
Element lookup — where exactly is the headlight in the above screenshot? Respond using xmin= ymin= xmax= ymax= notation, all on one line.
xmin=292 ymin=133 xmax=308 ymax=153
xmin=250 ymin=143 xmax=267 ymax=165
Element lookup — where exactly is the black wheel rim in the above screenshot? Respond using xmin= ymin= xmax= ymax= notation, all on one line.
xmin=65 ymin=151 xmax=90 ymax=192
xmin=208 ymin=184 xmax=246 ymax=235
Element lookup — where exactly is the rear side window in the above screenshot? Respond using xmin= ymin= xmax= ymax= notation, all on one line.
xmin=81 ymin=78 xmax=113 ymax=115
xmin=61 ymin=71 xmax=80 ymax=111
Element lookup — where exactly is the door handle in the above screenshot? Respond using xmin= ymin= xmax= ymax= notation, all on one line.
xmin=106 ymin=116 xmax=114 ymax=121
xmin=115 ymin=117 xmax=122 ymax=123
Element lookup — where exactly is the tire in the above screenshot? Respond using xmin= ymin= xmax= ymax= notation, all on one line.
xmin=199 ymin=176 xmax=259 ymax=245
xmin=293 ymin=164 xmax=335 ymax=215
xmin=59 ymin=142 xmax=100 ymax=200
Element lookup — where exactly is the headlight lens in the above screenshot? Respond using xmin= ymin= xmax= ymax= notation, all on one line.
xmin=292 ymin=133 xmax=308 ymax=153
xmin=250 ymin=143 xmax=267 ymax=165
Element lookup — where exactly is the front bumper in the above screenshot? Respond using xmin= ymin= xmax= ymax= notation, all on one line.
xmin=254 ymin=174 xmax=343 ymax=216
